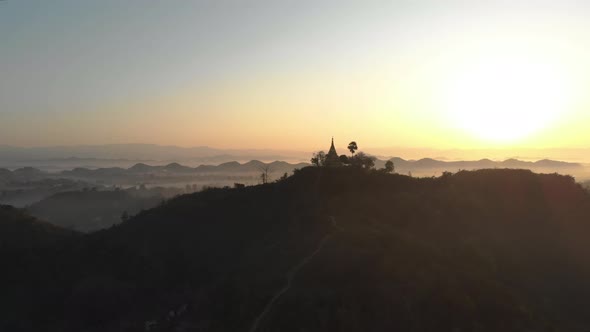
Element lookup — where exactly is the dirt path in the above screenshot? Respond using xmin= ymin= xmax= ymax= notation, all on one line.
xmin=248 ymin=216 xmax=340 ymax=332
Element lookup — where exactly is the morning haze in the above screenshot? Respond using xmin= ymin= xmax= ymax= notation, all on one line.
xmin=3 ymin=1 xmax=590 ymax=332
xmin=2 ymin=1 xmax=590 ymax=156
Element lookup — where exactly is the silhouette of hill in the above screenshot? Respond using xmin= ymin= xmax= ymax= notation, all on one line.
xmin=27 ymin=189 xmax=169 ymax=232
xmin=1 ymin=157 xmax=583 ymax=189
xmin=54 ymin=157 xmax=582 ymax=179
xmin=128 ymin=162 xmax=154 ymax=173
xmin=0 ymin=205 xmax=80 ymax=330
xmin=2 ymin=168 xmax=590 ymax=331
xmin=374 ymin=157 xmax=582 ymax=171
xmin=0 ymin=205 xmax=78 ymax=249
xmin=0 ymin=167 xmax=12 ymax=178
xmin=0 ymin=144 xmax=308 ymax=166
xmin=0 ymin=176 xmax=96 ymax=208
xmin=58 ymin=160 xmax=309 ymax=182
xmin=163 ymin=162 xmax=194 ymax=173
xmin=0 ymin=167 xmax=53 ymax=187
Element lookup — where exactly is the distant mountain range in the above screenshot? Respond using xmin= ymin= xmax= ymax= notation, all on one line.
xmin=0 ymin=144 xmax=310 ymax=165
xmin=0 ymin=157 xmax=583 ymax=177
xmin=379 ymin=157 xmax=583 ymax=170
xmin=0 ymin=157 xmax=583 ymax=185
xmin=59 ymin=160 xmax=310 ymax=178
xmin=2 ymin=144 xmax=589 ymax=173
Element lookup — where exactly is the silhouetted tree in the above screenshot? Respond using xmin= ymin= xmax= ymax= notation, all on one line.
xmin=348 ymin=141 xmax=358 ymax=157
xmin=278 ymin=172 xmax=289 ymax=182
xmin=259 ymin=165 xmax=272 ymax=184
xmin=310 ymin=151 xmax=326 ymax=167
xmin=339 ymin=155 xmax=350 ymax=165
xmin=350 ymin=152 xmax=376 ymax=170
xmin=441 ymin=171 xmax=453 ymax=178
xmin=384 ymin=160 xmax=394 ymax=173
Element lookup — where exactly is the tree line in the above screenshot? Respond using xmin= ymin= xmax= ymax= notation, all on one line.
xmin=311 ymin=140 xmax=394 ymax=173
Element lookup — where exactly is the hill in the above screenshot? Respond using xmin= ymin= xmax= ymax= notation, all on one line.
xmin=0 ymin=144 xmax=308 ymax=166
xmin=61 ymin=160 xmax=308 ymax=176
xmin=2 ymin=168 xmax=590 ymax=331
xmin=0 ymin=205 xmax=78 ymax=249
xmin=0 ymin=177 xmax=95 ymax=208
xmin=27 ymin=188 xmax=172 ymax=232
xmin=373 ymin=157 xmax=583 ymax=175
xmin=0 ymin=206 xmax=81 ymax=331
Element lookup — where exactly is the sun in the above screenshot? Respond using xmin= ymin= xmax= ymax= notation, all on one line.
xmin=442 ymin=59 xmax=570 ymax=143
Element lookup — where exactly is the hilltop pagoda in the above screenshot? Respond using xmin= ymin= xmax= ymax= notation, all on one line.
xmin=325 ymin=137 xmax=343 ymax=167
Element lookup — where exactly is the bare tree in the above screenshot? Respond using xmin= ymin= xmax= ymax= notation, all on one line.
xmin=259 ymin=165 xmax=272 ymax=184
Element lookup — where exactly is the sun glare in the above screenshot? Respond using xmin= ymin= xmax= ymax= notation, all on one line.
xmin=442 ymin=59 xmax=571 ymax=143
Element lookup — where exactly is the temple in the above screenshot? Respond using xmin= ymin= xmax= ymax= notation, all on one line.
xmin=325 ymin=137 xmax=343 ymax=167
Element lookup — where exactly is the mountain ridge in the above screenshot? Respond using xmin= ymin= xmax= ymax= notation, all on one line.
xmin=3 ymin=167 xmax=590 ymax=331
xmin=0 ymin=157 xmax=582 ymax=176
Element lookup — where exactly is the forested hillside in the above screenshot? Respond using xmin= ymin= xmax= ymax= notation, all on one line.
xmin=27 ymin=188 xmax=172 ymax=232
xmin=0 ymin=205 xmax=78 ymax=249
xmin=2 ymin=168 xmax=590 ymax=331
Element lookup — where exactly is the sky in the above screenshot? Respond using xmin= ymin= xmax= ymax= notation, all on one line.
xmin=1 ymin=0 xmax=590 ymax=157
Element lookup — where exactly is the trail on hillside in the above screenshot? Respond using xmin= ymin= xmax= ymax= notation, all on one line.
xmin=248 ymin=216 xmax=340 ymax=332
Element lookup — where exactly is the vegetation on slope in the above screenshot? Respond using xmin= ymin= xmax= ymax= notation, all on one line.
xmin=27 ymin=187 xmax=174 ymax=232
xmin=1 ymin=168 xmax=590 ymax=331
xmin=0 ymin=205 xmax=78 ymax=249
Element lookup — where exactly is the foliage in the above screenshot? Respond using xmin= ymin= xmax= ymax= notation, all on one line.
xmin=310 ymin=151 xmax=327 ymax=167
xmin=27 ymin=188 xmax=169 ymax=232
xmin=0 ymin=205 xmax=78 ymax=249
xmin=339 ymin=154 xmax=350 ymax=165
xmin=349 ymin=151 xmax=376 ymax=169
xmin=384 ymin=160 xmax=395 ymax=173
xmin=3 ymin=168 xmax=590 ymax=331
xmin=347 ymin=141 xmax=358 ymax=156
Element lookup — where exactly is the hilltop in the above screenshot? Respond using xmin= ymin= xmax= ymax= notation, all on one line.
xmin=2 ymin=168 xmax=590 ymax=331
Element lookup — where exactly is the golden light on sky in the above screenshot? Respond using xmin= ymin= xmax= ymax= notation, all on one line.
xmin=2 ymin=1 xmax=590 ymax=160
xmin=442 ymin=58 xmax=573 ymax=143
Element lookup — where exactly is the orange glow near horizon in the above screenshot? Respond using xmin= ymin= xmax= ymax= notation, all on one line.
xmin=2 ymin=1 xmax=590 ymax=161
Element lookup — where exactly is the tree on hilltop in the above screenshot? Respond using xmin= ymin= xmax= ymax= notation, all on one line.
xmin=339 ymin=154 xmax=350 ymax=165
xmin=311 ymin=151 xmax=326 ymax=167
xmin=348 ymin=141 xmax=358 ymax=157
xmin=384 ymin=160 xmax=395 ymax=173
xmin=351 ymin=152 xmax=376 ymax=170
xmin=259 ymin=165 xmax=272 ymax=184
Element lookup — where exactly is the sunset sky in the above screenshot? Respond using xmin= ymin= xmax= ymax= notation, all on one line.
xmin=1 ymin=1 xmax=590 ymax=157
